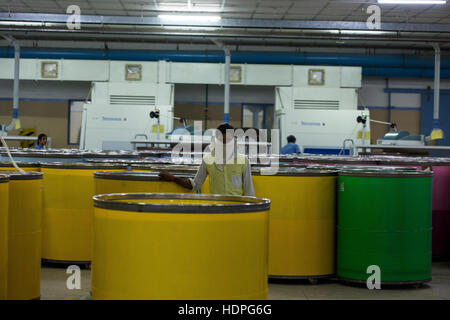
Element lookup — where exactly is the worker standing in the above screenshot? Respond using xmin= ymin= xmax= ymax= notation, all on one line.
xmin=35 ymin=133 xmax=48 ymax=149
xmin=281 ymin=135 xmax=301 ymax=155
xmin=159 ymin=123 xmax=255 ymax=196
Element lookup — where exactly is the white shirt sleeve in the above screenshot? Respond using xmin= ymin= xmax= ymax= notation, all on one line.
xmin=189 ymin=160 xmax=208 ymax=192
xmin=243 ymin=160 xmax=255 ymax=197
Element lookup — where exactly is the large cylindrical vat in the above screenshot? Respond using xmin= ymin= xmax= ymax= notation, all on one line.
xmin=6 ymin=171 xmax=43 ymax=299
xmin=337 ymin=169 xmax=432 ymax=284
xmin=2 ymin=151 xmax=83 ymax=163
xmin=81 ymin=151 xmax=138 ymax=162
xmin=0 ymin=175 xmax=9 ymax=300
xmin=252 ymin=169 xmax=337 ymax=278
xmin=92 ymin=193 xmax=270 ymax=300
xmin=41 ymin=163 xmax=127 ymax=263
xmin=129 ymin=165 xmax=209 ymax=194
xmin=430 ymin=163 xmax=450 ymax=260
xmin=0 ymin=162 xmax=40 ymax=172
xmin=94 ymin=171 xmax=195 ymax=194
xmin=374 ymin=157 xmax=450 ymax=260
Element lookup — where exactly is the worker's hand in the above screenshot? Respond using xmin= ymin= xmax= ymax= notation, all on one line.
xmin=159 ymin=170 xmax=174 ymax=182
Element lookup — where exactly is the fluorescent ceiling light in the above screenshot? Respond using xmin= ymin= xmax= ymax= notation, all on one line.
xmin=378 ymin=0 xmax=446 ymax=4
xmin=163 ymin=26 xmax=218 ymax=31
xmin=158 ymin=15 xmax=221 ymax=22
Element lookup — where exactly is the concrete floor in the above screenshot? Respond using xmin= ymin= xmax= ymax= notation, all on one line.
xmin=40 ymin=262 xmax=450 ymax=300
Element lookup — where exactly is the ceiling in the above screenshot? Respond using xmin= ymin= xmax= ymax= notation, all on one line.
xmin=0 ymin=0 xmax=449 ymax=23
xmin=1 ymin=0 xmax=450 ymax=50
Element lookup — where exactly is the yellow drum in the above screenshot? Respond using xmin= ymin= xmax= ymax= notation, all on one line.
xmin=92 ymin=193 xmax=270 ymax=300
xmin=41 ymin=163 xmax=127 ymax=263
xmin=5 ymin=171 xmax=43 ymax=300
xmin=0 ymin=175 xmax=9 ymax=300
xmin=0 ymin=162 xmax=40 ymax=172
xmin=94 ymin=171 xmax=195 ymax=194
xmin=252 ymin=169 xmax=338 ymax=279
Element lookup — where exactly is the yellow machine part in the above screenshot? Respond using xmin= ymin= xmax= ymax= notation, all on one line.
xmin=92 ymin=206 xmax=269 ymax=300
xmin=7 ymin=179 xmax=42 ymax=300
xmin=41 ymin=168 xmax=125 ymax=262
xmin=19 ymin=128 xmax=36 ymax=148
xmin=95 ymin=178 xmax=193 ymax=195
xmin=0 ymin=181 xmax=9 ymax=300
xmin=253 ymin=175 xmax=337 ymax=277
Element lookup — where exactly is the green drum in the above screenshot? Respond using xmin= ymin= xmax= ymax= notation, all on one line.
xmin=337 ymin=169 xmax=433 ymax=284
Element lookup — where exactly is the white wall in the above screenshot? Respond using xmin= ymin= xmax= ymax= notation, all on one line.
xmin=2 ymin=76 xmax=449 ymax=110
xmin=359 ymin=77 xmax=450 ymax=109
xmin=0 ymin=79 xmax=90 ymax=100
xmin=175 ymin=84 xmax=275 ymax=105
xmin=2 ymin=76 xmax=448 ymax=113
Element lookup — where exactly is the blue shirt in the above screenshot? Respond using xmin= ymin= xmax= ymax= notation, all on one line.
xmin=35 ymin=144 xmax=44 ymax=149
xmin=281 ymin=142 xmax=301 ymax=155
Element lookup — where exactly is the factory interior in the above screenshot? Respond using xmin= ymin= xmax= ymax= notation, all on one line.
xmin=1 ymin=0 xmax=450 ymax=304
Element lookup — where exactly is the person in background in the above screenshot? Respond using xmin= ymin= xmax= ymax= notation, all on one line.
xmin=35 ymin=133 xmax=47 ymax=149
xmin=159 ymin=123 xmax=255 ymax=196
xmin=281 ymin=135 xmax=301 ymax=155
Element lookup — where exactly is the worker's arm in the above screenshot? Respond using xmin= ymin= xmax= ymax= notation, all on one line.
xmin=295 ymin=144 xmax=301 ymax=154
xmin=159 ymin=161 xmax=208 ymax=192
xmin=243 ymin=160 xmax=255 ymax=197
xmin=159 ymin=170 xmax=193 ymax=189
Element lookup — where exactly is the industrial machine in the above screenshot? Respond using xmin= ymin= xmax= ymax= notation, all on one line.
xmin=80 ymin=82 xmax=174 ymax=150
xmin=363 ymin=117 xmax=426 ymax=146
xmin=377 ymin=131 xmax=425 ymax=146
xmin=274 ymin=73 xmax=370 ymax=155
xmin=77 ymin=64 xmax=368 ymax=153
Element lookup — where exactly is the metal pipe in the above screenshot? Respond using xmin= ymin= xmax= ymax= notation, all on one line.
xmin=1 ymin=47 xmax=450 ymax=69
xmin=2 ymin=26 xmax=450 ymax=47
xmin=212 ymin=39 xmax=231 ymax=123
xmin=224 ymin=47 xmax=230 ymax=123
xmin=341 ymin=139 xmax=354 ymax=156
xmin=2 ymin=13 xmax=450 ymax=33
xmin=433 ymin=43 xmax=440 ymax=121
xmin=370 ymin=119 xmax=393 ymax=126
xmin=204 ymin=84 xmax=208 ymax=129
xmin=1 ymin=35 xmax=20 ymax=132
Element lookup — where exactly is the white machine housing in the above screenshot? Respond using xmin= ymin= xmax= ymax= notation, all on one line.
xmin=80 ymin=82 xmax=174 ymax=150
xmin=274 ymin=68 xmax=370 ymax=154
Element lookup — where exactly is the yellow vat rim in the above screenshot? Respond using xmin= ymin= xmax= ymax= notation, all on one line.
xmin=0 ymin=171 xmax=43 ymax=180
xmin=94 ymin=171 xmax=194 ymax=181
xmin=41 ymin=162 xmax=128 ymax=170
xmin=94 ymin=193 xmax=271 ymax=214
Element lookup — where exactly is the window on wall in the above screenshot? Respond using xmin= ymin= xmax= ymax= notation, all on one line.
xmin=68 ymin=101 xmax=84 ymax=145
xmin=242 ymin=106 xmax=264 ymax=128
xmin=241 ymin=104 xmax=274 ymax=129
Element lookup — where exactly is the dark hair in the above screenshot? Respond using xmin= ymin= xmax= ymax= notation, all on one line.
xmin=216 ymin=123 xmax=234 ymax=135
xmin=287 ymin=135 xmax=296 ymax=143
xmin=38 ymin=133 xmax=47 ymax=141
